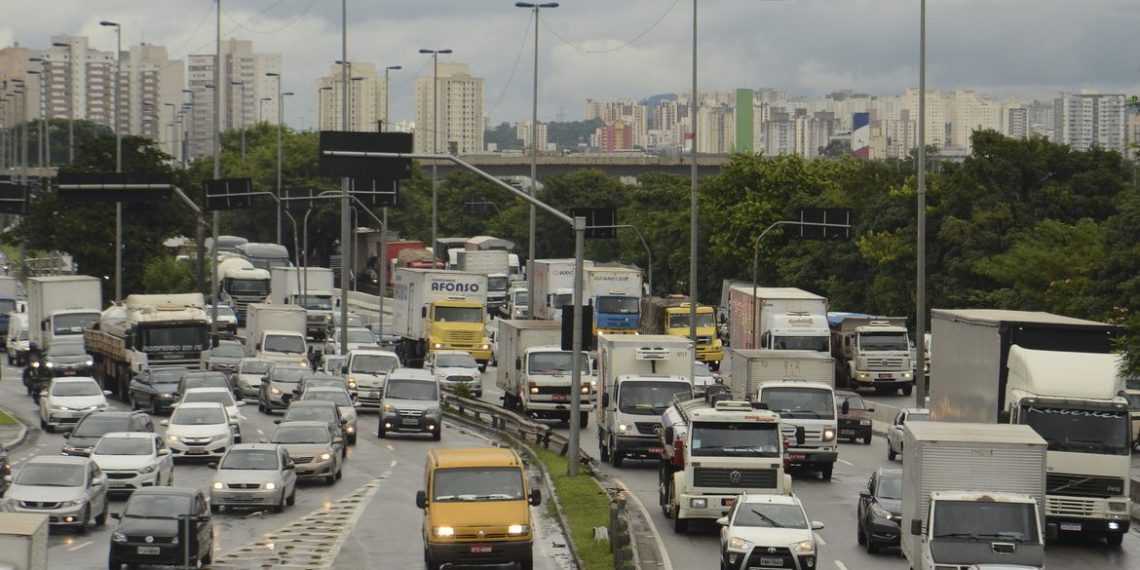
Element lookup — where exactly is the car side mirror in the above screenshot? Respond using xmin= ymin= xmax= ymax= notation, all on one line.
xmin=866 ymin=407 xmax=875 ymax=413
xmin=255 ymin=343 xmax=261 ymax=351
xmin=601 ymin=393 xmax=610 ymax=408
xmin=997 ymin=409 xmax=1011 ymax=423
xmin=110 ymin=512 xmax=121 ymax=520
xmin=841 ymin=401 xmax=850 ymax=416
xmin=333 ymin=437 xmax=344 ymax=445
xmin=342 ymin=366 xmax=349 ymax=374
xmin=415 ymin=490 xmax=427 ymax=509
xmin=103 ymin=390 xmax=113 ymax=396
xmin=207 ymin=462 xmax=218 ymax=469
xmin=760 ymin=333 xmax=769 ymax=349
xmin=3 ymin=475 xmax=11 ymax=483
xmin=910 ymin=519 xmax=923 ymax=536
xmin=514 ymin=357 xmax=522 ymax=371
xmin=794 ymin=426 xmax=805 ymax=446
xmin=663 ymin=427 xmax=674 ymax=443
xmin=273 ymin=419 xmax=281 ymax=425
xmin=421 ymin=306 xmax=427 ymax=318
xmin=810 ymin=521 xmax=825 ymax=531
xmin=528 ymin=489 xmax=541 ymax=506
xmin=715 ymin=516 xmax=729 ymax=526
xmin=160 ymin=420 xmax=169 ymax=427
xmin=859 ymin=489 xmax=871 ymax=498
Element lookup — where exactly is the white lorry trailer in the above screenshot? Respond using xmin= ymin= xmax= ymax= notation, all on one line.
xmin=391 ymin=268 xmax=492 ymax=368
xmin=244 ymin=303 xmax=309 ymax=368
xmin=596 ymin=334 xmax=695 ymax=467
xmin=270 ymin=267 xmax=336 ymax=340
xmin=827 ymin=313 xmax=914 ymax=395
xmin=27 ymin=275 xmax=102 ymax=351
xmin=456 ymin=250 xmax=511 ymax=317
xmin=725 ymin=285 xmax=830 ymax=353
xmin=532 ymin=258 xmax=595 ymax=321
xmin=930 ymin=308 xmax=1131 ymax=545
xmin=902 ymin=421 xmax=1046 ymax=570
xmin=729 ymin=349 xmax=839 ymax=480
xmin=496 ymin=319 xmax=594 ymax=426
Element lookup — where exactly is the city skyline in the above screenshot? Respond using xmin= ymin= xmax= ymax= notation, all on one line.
xmin=2 ymin=0 xmax=1138 ymax=130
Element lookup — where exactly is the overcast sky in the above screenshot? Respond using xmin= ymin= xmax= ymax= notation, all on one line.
xmin=5 ymin=0 xmax=1140 ymax=129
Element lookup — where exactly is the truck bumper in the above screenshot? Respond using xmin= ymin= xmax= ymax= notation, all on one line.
xmin=853 ymin=370 xmax=913 ymax=387
xmin=596 ymin=328 xmax=638 ymax=335
xmin=1046 ymin=495 xmax=1131 ymax=536
xmin=615 ymin=435 xmax=663 ymax=458
xmin=696 ymin=343 xmax=724 ymax=365
xmin=427 ymin=539 xmax=531 ymax=568
xmin=677 ymin=493 xmax=739 ymax=520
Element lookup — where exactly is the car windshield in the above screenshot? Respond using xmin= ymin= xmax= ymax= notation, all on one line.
xmin=907 ymin=412 xmax=930 ymax=422
xmin=618 ymin=381 xmax=693 ymax=415
xmin=932 ymin=500 xmax=1038 ymax=542
xmin=691 ymin=423 xmax=781 ymax=457
xmin=240 ymin=361 xmax=271 ymax=375
xmin=271 ymin=426 xmax=329 ymax=444
xmin=271 ymin=367 xmax=309 ymax=383
xmin=184 ymin=375 xmax=228 ymax=390
xmin=220 ymin=450 xmax=279 ymax=470
xmin=53 ymin=312 xmax=99 ymax=336
xmin=596 ymin=296 xmax=639 ymax=314
xmin=732 ymin=503 xmax=808 ymax=529
xmin=211 ymin=305 xmax=236 ymax=318
xmin=760 ymin=387 xmax=836 ymax=420
xmin=304 ymin=391 xmax=351 ymax=406
xmin=124 ymin=494 xmax=192 ymax=519
xmin=52 ymin=382 xmax=102 ymax=397
xmin=434 ymin=306 xmax=483 ymax=323
xmin=878 ymin=471 xmax=902 ymax=500
xmin=771 ymin=334 xmax=829 ymax=352
xmin=668 ymin=313 xmax=715 ymax=329
xmin=171 ymin=407 xmax=226 ymax=425
xmin=836 ymin=394 xmax=867 ymax=411
xmin=860 ymin=331 xmax=909 ymax=351
xmin=487 ymin=276 xmax=510 ymax=291
xmin=285 ymin=408 xmax=336 ymax=423
xmin=433 ymin=467 xmax=524 ymax=501
xmin=16 ymin=464 xmax=84 ymax=487
xmin=94 ymin=437 xmax=153 ymax=456
xmin=264 ymin=334 xmax=306 ymax=354
xmin=297 ymin=295 xmax=333 ymax=310
xmin=351 ymin=354 xmax=399 ymax=373
xmin=212 ymin=345 xmax=245 ymax=358
xmin=150 ymin=368 xmax=188 ymax=384
xmin=346 ymin=330 xmax=376 ymax=344
xmin=437 ymin=353 xmax=477 ymax=368
xmin=49 ymin=344 xmax=87 ymax=357
xmin=183 ymin=391 xmax=235 ymax=407
xmin=385 ymin=379 xmax=438 ymax=401
xmin=526 ymin=351 xmax=589 ymax=375
xmin=1021 ymin=405 xmax=1130 ymax=456
xmin=72 ymin=416 xmax=126 ymax=437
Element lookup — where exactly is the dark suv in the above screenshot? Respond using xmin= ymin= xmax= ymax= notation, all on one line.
xmin=61 ymin=410 xmax=156 ymax=457
xmin=178 ymin=370 xmax=233 ymax=398
xmin=108 ymin=487 xmax=213 ymax=569
xmin=128 ymin=367 xmax=189 ymax=414
xmin=835 ymin=390 xmax=874 ymax=444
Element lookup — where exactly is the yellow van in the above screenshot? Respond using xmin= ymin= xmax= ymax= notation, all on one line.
xmin=416 ymin=447 xmax=541 ymax=570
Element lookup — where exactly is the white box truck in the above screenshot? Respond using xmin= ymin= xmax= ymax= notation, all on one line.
xmin=496 ymin=319 xmax=594 ymax=426
xmin=391 ymin=268 xmax=491 ymax=368
xmin=725 ymin=285 xmax=830 ymax=353
xmin=902 ymin=422 xmax=1046 ymax=570
xmin=244 ymin=303 xmax=309 ymax=368
xmin=595 ymin=334 xmax=694 ymax=467
xmin=456 ymin=250 xmax=511 ymax=317
xmin=729 ymin=349 xmax=839 ymax=480
xmin=532 ymin=259 xmax=595 ymax=321
xmin=0 ymin=513 xmax=48 ymax=570
xmin=270 ymin=267 xmax=336 ymax=339
xmin=930 ymin=308 xmax=1131 ymax=544
xmin=27 ymin=275 xmax=102 ymax=350
xmin=584 ymin=265 xmax=643 ymax=335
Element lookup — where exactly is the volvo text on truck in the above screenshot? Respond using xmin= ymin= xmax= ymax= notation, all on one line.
xmin=391 ymin=268 xmax=492 ymax=369
xmin=930 ymin=308 xmax=1131 ymax=545
xmin=828 ymin=313 xmax=914 ymax=395
xmin=496 ymin=319 xmax=594 ymax=426
xmin=28 ymin=275 xmax=102 ymax=351
xmin=725 ymin=285 xmax=830 ymax=353
xmin=640 ymin=295 xmax=724 ymax=369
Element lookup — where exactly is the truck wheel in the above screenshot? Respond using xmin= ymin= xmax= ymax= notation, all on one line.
xmin=902 ymin=384 xmax=913 ymax=396
xmin=517 ymin=553 xmax=533 ymax=570
xmin=611 ymin=445 xmax=624 ymax=468
xmin=862 ymin=433 xmax=872 ymax=445
xmin=579 ymin=412 xmax=589 ymax=429
xmin=1106 ymin=532 xmax=1124 ymax=547
xmin=821 ymin=463 xmax=833 ymax=481
xmin=672 ymin=510 xmax=687 ymax=533
xmin=598 ymin=433 xmax=610 ymax=462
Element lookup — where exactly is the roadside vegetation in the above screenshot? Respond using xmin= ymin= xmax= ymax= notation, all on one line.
xmin=528 ymin=444 xmax=613 ymax=570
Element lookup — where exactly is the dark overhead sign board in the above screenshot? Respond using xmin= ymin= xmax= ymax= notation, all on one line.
xmin=204 ymin=178 xmax=254 ymax=211
xmin=570 ymin=207 xmax=618 ymax=239
xmin=0 ymin=183 xmax=28 ymax=215
xmin=56 ymin=172 xmax=173 ymax=203
xmin=798 ymin=207 xmax=852 ymax=240
xmin=318 ymin=131 xmax=413 ymax=180
xmin=284 ymin=188 xmax=322 ymax=212
xmin=350 ymin=177 xmax=399 ymax=207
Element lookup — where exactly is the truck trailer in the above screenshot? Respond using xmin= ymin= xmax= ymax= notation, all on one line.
xmin=725 ymin=285 xmax=830 ymax=353
xmin=27 ymin=275 xmax=102 ymax=351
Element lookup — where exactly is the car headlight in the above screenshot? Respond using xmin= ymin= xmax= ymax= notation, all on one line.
xmin=792 ymin=539 xmax=815 ymax=554
xmin=30 ymin=361 xmax=39 ymax=369
xmin=265 ymin=482 xmax=277 ymax=490
xmin=822 ymin=428 xmax=836 ymax=442
xmin=726 ymin=536 xmax=753 ymax=552
xmin=112 ymin=531 xmax=128 ymax=544
xmin=432 ymin=343 xmax=444 ymax=349
xmin=617 ymin=424 xmax=629 ymax=433
xmin=63 ymin=499 xmax=85 ymax=507
xmin=52 ymin=405 xmax=73 ymax=411
xmin=168 ymin=434 xmax=181 ymax=443
xmin=211 ymin=433 xmax=229 ymax=442
xmin=859 ymin=420 xmax=871 ymax=426
xmin=84 ymin=358 xmax=94 ymax=366
xmin=319 ymin=453 xmax=331 ymax=461
xmin=871 ymin=504 xmax=895 ymax=521
xmin=270 ymin=387 xmax=281 ymax=395
xmin=424 ymin=407 xmax=441 ymax=417
xmin=299 ymin=360 xmax=309 ymax=367
xmin=345 ymin=425 xmax=355 ymax=433
xmin=213 ymin=481 xmax=224 ymax=489
xmin=141 ymin=464 xmax=157 ymax=474
xmin=507 ymin=524 xmax=528 ymax=535
xmin=433 ymin=526 xmax=455 ymax=537
xmin=347 ymin=380 xmax=357 ymax=390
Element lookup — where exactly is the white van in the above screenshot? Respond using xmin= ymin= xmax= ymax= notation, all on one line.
xmin=6 ymin=312 xmax=29 ymax=365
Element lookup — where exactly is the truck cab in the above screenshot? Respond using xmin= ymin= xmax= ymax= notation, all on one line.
xmin=217 ymin=258 xmax=271 ymax=324
xmin=662 ymin=302 xmax=723 ymax=369
xmin=506 ymin=287 xmax=528 ymax=320
xmin=425 ymin=299 xmax=492 ymax=370
xmin=755 ymin=380 xmax=839 ymax=480
xmin=598 ymin=374 xmax=693 ymax=468
xmin=486 ymin=273 xmax=510 ymax=317
xmin=511 ymin=346 xmax=594 ymax=425
xmin=915 ymin=491 xmax=1044 ymax=570
xmin=829 ymin=314 xmax=914 ymax=394
xmin=592 ymin=292 xmax=640 ymax=335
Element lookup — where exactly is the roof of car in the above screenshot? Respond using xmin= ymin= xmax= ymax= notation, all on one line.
xmin=174 ymin=402 xmax=226 ymax=410
xmin=182 ymin=370 xmax=227 ymax=378
xmin=129 ymin=486 xmax=200 ymax=498
xmin=227 ymin=443 xmax=281 ymax=452
xmin=349 ymin=349 xmax=398 ymax=357
xmin=877 ymin=467 xmax=902 ymax=477
xmin=903 ymin=408 xmax=930 ymax=414
xmin=288 ymin=400 xmax=338 ymax=408
xmin=737 ymin=493 xmax=802 ymax=506
xmin=99 ymin=432 xmax=155 ymax=440
xmin=50 ymin=376 xmax=98 ymax=384
xmin=275 ymin=420 xmax=328 ymax=429
xmin=301 ymin=375 xmax=343 ymax=381
xmin=387 ymin=368 xmax=435 ymax=381
xmin=432 ymin=350 xmax=472 ymax=356
xmin=25 ymin=455 xmax=91 ymax=466
xmin=183 ymin=387 xmax=232 ymax=395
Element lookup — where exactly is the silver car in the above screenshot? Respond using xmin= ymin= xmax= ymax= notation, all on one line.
xmin=265 ymin=421 xmax=342 ymax=484
xmin=4 ymin=455 xmax=109 ymax=531
xmin=209 ymin=444 xmax=297 ymax=512
xmin=378 ymin=369 xmax=442 ymax=440
xmin=234 ymin=358 xmax=271 ymax=400
xmin=299 ymin=387 xmax=358 ymax=445
xmin=886 ymin=408 xmax=930 ymax=461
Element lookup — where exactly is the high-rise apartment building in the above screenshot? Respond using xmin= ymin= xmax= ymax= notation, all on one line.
xmin=517 ymin=120 xmax=548 ymax=152
xmin=415 ymin=63 xmax=484 ymax=154
xmin=315 ymin=62 xmax=388 ymax=132
xmin=186 ymin=39 xmax=280 ymax=159
xmin=1054 ymin=92 xmax=1126 ymax=152
xmin=1006 ymin=107 xmax=1028 ymax=139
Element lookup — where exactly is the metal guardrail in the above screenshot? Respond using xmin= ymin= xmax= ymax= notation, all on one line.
xmin=442 ymin=393 xmax=571 ymax=456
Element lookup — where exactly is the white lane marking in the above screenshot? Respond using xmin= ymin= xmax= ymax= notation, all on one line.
xmin=67 ymin=540 xmax=92 ymax=552
xmin=838 ymin=459 xmax=853 ymax=467
xmin=256 ymin=429 xmax=264 ymax=436
xmin=385 ymin=444 xmax=394 ymax=452
xmin=316 ymin=460 xmax=398 ymax=570
xmin=835 ymin=560 xmax=849 ymax=570
xmin=612 ymin=478 xmax=672 ymax=570
xmin=815 ymin=532 xmax=826 ymax=546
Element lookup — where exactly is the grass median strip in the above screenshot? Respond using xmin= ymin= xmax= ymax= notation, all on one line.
xmin=528 ymin=444 xmax=613 ymax=570
xmin=0 ymin=410 xmax=17 ymax=426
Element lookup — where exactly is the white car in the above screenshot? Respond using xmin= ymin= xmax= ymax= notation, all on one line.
xmin=39 ymin=377 xmax=111 ymax=433
xmin=161 ymin=402 xmax=235 ymax=461
xmin=424 ymin=350 xmax=482 ymax=398
xmin=179 ymin=387 xmax=246 ymax=443
xmin=234 ymin=358 xmax=272 ymax=400
xmin=345 ymin=349 xmax=401 ymax=409
xmin=692 ymin=361 xmax=721 ymax=394
xmin=717 ymin=493 xmax=823 ymax=570
xmin=324 ymin=327 xmax=380 ymax=355
xmin=886 ymin=407 xmax=930 ymax=461
xmin=90 ymin=432 xmax=174 ymax=493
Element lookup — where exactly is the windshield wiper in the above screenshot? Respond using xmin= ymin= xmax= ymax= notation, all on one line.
xmin=748 ymin=509 xmax=783 ymax=528
xmin=1067 ymin=439 xmax=1121 ymax=453
xmin=935 ymin=532 xmax=981 ymax=540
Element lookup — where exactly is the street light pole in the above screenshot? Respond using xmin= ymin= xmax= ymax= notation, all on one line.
xmin=688 ymin=0 xmax=699 ymax=387
xmin=25 ymin=67 xmax=43 ymax=168
xmin=266 ymin=72 xmax=284 ymax=244
xmin=419 ymin=48 xmax=452 ymax=258
xmin=232 ymin=80 xmax=245 ymax=160
xmin=515 ymin=2 xmax=558 ymax=320
xmin=915 ymin=0 xmax=928 ymax=406
xmin=52 ymin=41 xmax=74 ymax=164
xmin=339 ymin=0 xmax=351 ymax=356
xmin=100 ymin=20 xmax=123 ymax=302
xmin=383 ymin=65 xmax=401 ymax=133
xmin=210 ymin=0 xmax=224 ymax=338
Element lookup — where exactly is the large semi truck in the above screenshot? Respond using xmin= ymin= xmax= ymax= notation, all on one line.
xmin=496 ymin=319 xmax=594 ymax=425
xmin=930 ymin=308 xmax=1130 ymax=545
xmin=456 ymin=250 xmax=511 ymax=317
xmin=216 ymin=256 xmax=271 ymax=324
xmin=391 ymin=268 xmax=492 ymax=369
xmin=28 ymin=275 xmax=102 ymax=351
xmin=640 ymin=296 xmax=724 ymax=369
xmin=725 ymin=285 xmax=830 ymax=353
xmin=532 ymin=259 xmax=595 ymax=321
xmin=584 ymin=265 xmax=642 ymax=335
xmin=827 ymin=313 xmax=914 ymax=395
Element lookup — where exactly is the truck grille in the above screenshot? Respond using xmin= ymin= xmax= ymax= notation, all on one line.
xmin=1046 ymin=474 xmax=1125 ymax=498
xmin=534 ymin=386 xmax=571 ymax=396
xmin=696 ymin=336 xmax=712 ymax=344
xmin=866 ymin=356 xmax=905 ymax=369
xmin=1046 ymin=495 xmax=1099 ymax=517
xmin=693 ymin=467 xmax=778 ymax=488
xmin=779 ymin=425 xmax=823 ymax=441
xmin=634 ymin=422 xmax=660 ymax=435
xmin=445 ymin=331 xmax=479 ymax=344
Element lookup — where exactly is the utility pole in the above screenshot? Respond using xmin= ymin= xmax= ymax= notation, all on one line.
xmin=100 ymin=20 xmax=123 ymax=302
xmin=915 ymin=0 xmax=928 ymax=406
xmin=419 ymin=48 xmax=452 ymax=258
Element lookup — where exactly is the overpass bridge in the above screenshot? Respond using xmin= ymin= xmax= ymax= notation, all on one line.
xmin=424 ymin=154 xmax=731 ymax=179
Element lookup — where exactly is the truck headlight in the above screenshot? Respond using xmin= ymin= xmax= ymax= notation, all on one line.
xmin=727 ymin=537 xmax=753 ymax=552
xmin=1108 ymin=501 xmax=1128 ymax=513
xmin=902 ymin=371 xmax=912 ymax=379
xmin=111 ymin=531 xmax=128 ymax=544
xmin=791 ymin=539 xmax=814 ymax=554
xmin=822 ymin=428 xmax=836 ymax=442
xmin=855 ymin=372 xmax=870 ymax=380
xmin=213 ymin=481 xmax=224 ymax=489
xmin=617 ymin=424 xmax=629 ymax=433
xmin=45 ymin=361 xmax=54 ymax=368
xmin=480 ymin=344 xmax=490 ymax=350
xmin=347 ymin=380 xmax=357 ymax=390
xmin=690 ymin=498 xmax=707 ymax=509
xmin=84 ymin=358 xmax=94 ymax=366
xmin=432 ymin=343 xmax=444 ymax=349
xmin=580 ymin=385 xmax=591 ymax=394
xmin=433 ymin=526 xmax=455 ymax=537
xmin=507 ymin=524 xmax=528 ymax=535
xmin=271 ymin=387 xmax=281 ymax=395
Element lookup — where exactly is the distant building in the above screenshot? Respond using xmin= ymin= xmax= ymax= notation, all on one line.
xmin=1054 ymin=92 xmax=1126 ymax=152
xmin=851 ymin=112 xmax=870 ymax=158
xmin=516 ymin=120 xmax=548 ymax=153
xmin=598 ymin=121 xmax=634 ymax=152
xmin=315 ymin=62 xmax=389 ymax=132
xmin=187 ymin=38 xmax=280 ymax=159
xmin=1006 ymin=107 xmax=1028 ymax=139
xmin=734 ymin=88 xmax=754 ymax=152
xmin=414 ymin=62 xmax=484 ymax=155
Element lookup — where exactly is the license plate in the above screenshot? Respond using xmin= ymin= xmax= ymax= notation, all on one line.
xmin=722 ymin=498 xmax=736 ymax=507
xmin=137 ymin=546 xmax=160 ymax=555
xmin=840 ymin=429 xmax=856 ymax=435
xmin=758 ymin=557 xmax=783 ymax=567
xmin=552 ymin=395 xmax=568 ymax=401
xmin=647 ymin=447 xmax=663 ymax=454
xmin=469 ymin=545 xmax=492 ymax=554
xmin=1060 ymin=522 xmax=1082 ymax=532
xmin=401 ymin=418 xmax=419 ymax=426
xmin=186 ymin=448 xmax=208 ymax=455
xmin=788 ymin=452 xmax=806 ymax=460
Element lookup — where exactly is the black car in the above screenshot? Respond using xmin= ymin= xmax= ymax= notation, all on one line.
xmin=258 ymin=365 xmax=310 ymax=413
xmin=44 ymin=342 xmax=94 ymax=378
xmin=129 ymin=367 xmax=189 ymax=414
xmin=108 ymin=487 xmax=214 ymax=569
xmin=178 ymin=370 xmax=233 ymax=398
xmin=857 ymin=468 xmax=903 ymax=553
xmin=61 ymin=410 xmax=156 ymax=457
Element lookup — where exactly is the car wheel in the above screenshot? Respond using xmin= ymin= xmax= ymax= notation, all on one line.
xmin=96 ymin=501 xmax=108 ymax=526
xmin=579 ymin=412 xmax=589 ymax=429
xmin=867 ymin=537 xmax=880 ymax=553
xmin=286 ymin=488 xmax=296 ymax=506
xmin=378 ymin=425 xmax=387 ymax=439
xmin=862 ymin=433 xmax=872 ymax=445
xmin=887 ymin=442 xmax=897 ymax=461
xmin=273 ymin=493 xmax=285 ymax=513
xmin=598 ymin=433 xmax=610 ymax=462
xmin=201 ymin=547 xmax=213 ymax=565
xmin=326 ymin=472 xmax=337 ymax=485
xmin=129 ymin=393 xmax=137 ymax=410
xmin=78 ymin=504 xmax=91 ymax=534
xmin=210 ymin=503 xmax=220 ymax=514
xmin=108 ymin=556 xmax=123 ymax=570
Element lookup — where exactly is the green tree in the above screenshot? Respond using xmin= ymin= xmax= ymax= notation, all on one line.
xmin=141 ymin=257 xmax=196 ymax=293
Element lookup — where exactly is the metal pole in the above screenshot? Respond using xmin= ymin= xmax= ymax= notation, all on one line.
xmin=237 ymin=82 xmax=245 ymax=160
xmin=915 ymin=0 xmax=927 ymax=406
xmin=210 ymin=0 xmax=223 ymax=338
xmin=109 ymin=23 xmax=123 ymax=302
xmin=339 ymin=0 xmax=351 ymax=356
xmin=18 ymin=87 xmax=26 ymax=280
xmin=303 ymin=207 xmax=313 ymax=291
xmin=379 ymin=205 xmax=388 ymax=337
xmin=527 ymin=4 xmax=540 ymax=320
xmin=275 ymin=76 xmax=283 ymax=244
xmin=65 ymin=42 xmax=74 ymax=164
xmin=568 ymin=215 xmax=585 ymax=476
xmin=689 ymin=0 xmax=699 ymax=385
xmin=431 ymin=52 xmax=439 ymax=258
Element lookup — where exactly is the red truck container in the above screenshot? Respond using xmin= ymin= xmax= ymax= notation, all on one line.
xmin=383 ymin=241 xmax=426 ymax=287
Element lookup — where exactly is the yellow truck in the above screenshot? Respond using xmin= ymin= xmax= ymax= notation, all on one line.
xmin=416 ymin=447 xmax=541 ymax=570
xmin=392 ymin=268 xmax=493 ymax=370
xmin=639 ymin=295 xmax=724 ymax=369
